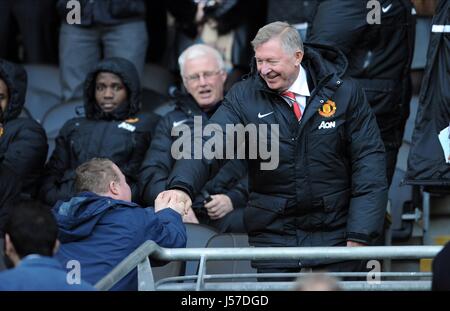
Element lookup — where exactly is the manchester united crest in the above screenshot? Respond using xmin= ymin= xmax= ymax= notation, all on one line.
xmin=125 ymin=117 xmax=139 ymax=124
xmin=318 ymin=100 xmax=336 ymax=118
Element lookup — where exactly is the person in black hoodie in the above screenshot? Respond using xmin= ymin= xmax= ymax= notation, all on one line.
xmin=160 ymin=22 xmax=387 ymax=276
xmin=40 ymin=57 xmax=158 ymax=207
xmin=139 ymin=44 xmax=248 ymax=233
xmin=0 ymin=59 xmax=48 ymax=231
xmin=307 ymin=0 xmax=416 ymax=185
xmin=167 ymin=0 xmax=265 ymax=90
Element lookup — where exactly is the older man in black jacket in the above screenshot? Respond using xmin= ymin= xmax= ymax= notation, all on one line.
xmin=139 ymin=44 xmax=248 ymax=233
xmin=160 ymin=22 xmax=388 ymax=275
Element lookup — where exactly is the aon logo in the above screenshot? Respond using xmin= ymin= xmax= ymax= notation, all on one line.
xmin=318 ymin=121 xmax=336 ymax=130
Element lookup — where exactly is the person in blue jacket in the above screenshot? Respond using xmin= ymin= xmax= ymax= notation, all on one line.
xmin=53 ymin=158 xmax=187 ymax=291
xmin=0 ymin=200 xmax=95 ymax=291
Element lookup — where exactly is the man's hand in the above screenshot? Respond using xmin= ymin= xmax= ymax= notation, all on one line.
xmin=204 ymin=194 xmax=233 ymax=220
xmin=346 ymin=241 xmax=367 ymax=247
xmin=155 ymin=192 xmax=186 ymax=216
xmin=182 ymin=206 xmax=199 ymax=224
xmin=157 ymin=189 xmax=192 ymax=210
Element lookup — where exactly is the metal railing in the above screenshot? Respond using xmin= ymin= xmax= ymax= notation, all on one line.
xmin=95 ymin=241 xmax=442 ymax=291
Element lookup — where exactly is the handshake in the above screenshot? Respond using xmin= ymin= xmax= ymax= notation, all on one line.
xmin=154 ymin=190 xmax=199 ymax=223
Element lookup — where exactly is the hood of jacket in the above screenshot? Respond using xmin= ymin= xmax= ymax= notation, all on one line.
xmin=83 ymin=57 xmax=141 ymax=120
xmin=52 ymin=192 xmax=139 ymax=243
xmin=249 ymin=43 xmax=348 ymax=93
xmin=0 ymin=59 xmax=27 ymax=123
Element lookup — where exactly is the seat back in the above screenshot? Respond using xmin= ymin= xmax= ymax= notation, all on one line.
xmin=24 ymin=65 xmax=62 ymax=124
xmin=41 ymin=103 xmax=84 ymax=157
xmin=152 ymin=224 xmax=219 ymax=282
xmin=205 ymin=233 xmax=257 ymax=282
xmin=184 ymin=223 xmax=219 ymax=276
xmin=141 ymin=88 xmax=171 ymax=116
xmin=389 ymin=96 xmax=418 ymax=238
xmin=152 ymin=261 xmax=184 ymax=282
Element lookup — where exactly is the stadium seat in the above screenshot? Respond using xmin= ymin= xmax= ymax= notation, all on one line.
xmin=141 ymin=63 xmax=176 ymax=96
xmin=42 ymin=103 xmax=84 ymax=138
xmin=152 ymin=224 xmax=220 ymax=282
xmin=23 ymin=65 xmax=62 ymax=124
xmin=151 ymin=99 xmax=176 ymax=117
xmin=141 ymin=88 xmax=172 ymax=116
xmin=152 ymin=261 xmax=184 ymax=282
xmin=388 ymin=96 xmax=420 ymax=241
xmin=41 ymin=103 xmax=84 ymax=157
xmin=184 ymin=223 xmax=219 ymax=276
xmin=402 ymin=96 xmax=420 ymax=146
xmin=205 ymin=233 xmax=257 ymax=282
xmin=411 ymin=18 xmax=432 ymax=70
xmin=389 ymin=168 xmax=415 ymax=241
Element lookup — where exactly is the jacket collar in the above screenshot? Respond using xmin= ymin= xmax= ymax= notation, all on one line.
xmin=175 ymin=95 xmax=222 ymax=119
xmin=287 ymin=65 xmax=311 ymax=98
xmin=18 ymin=255 xmax=62 ymax=270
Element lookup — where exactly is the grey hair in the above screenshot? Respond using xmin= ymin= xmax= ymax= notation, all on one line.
xmin=178 ymin=44 xmax=225 ymax=77
xmin=251 ymin=21 xmax=304 ymax=55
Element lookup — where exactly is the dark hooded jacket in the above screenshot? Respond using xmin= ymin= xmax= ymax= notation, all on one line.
xmin=40 ymin=58 xmax=159 ymax=206
xmin=0 ymin=59 xmax=48 ymax=208
xmin=405 ymin=0 xmax=450 ymax=187
xmin=53 ymin=192 xmax=186 ymax=291
xmin=308 ymin=0 xmax=415 ymax=183
xmin=139 ymin=95 xmax=248 ymax=217
xmin=167 ymin=44 xmax=388 ymax=268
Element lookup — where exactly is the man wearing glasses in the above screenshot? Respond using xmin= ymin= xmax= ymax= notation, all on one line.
xmin=139 ymin=44 xmax=248 ymax=233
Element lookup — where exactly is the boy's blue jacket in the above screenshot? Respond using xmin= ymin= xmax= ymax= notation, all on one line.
xmin=53 ymin=192 xmax=186 ymax=290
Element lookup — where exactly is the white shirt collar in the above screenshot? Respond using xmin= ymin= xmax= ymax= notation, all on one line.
xmin=288 ymin=65 xmax=310 ymax=97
